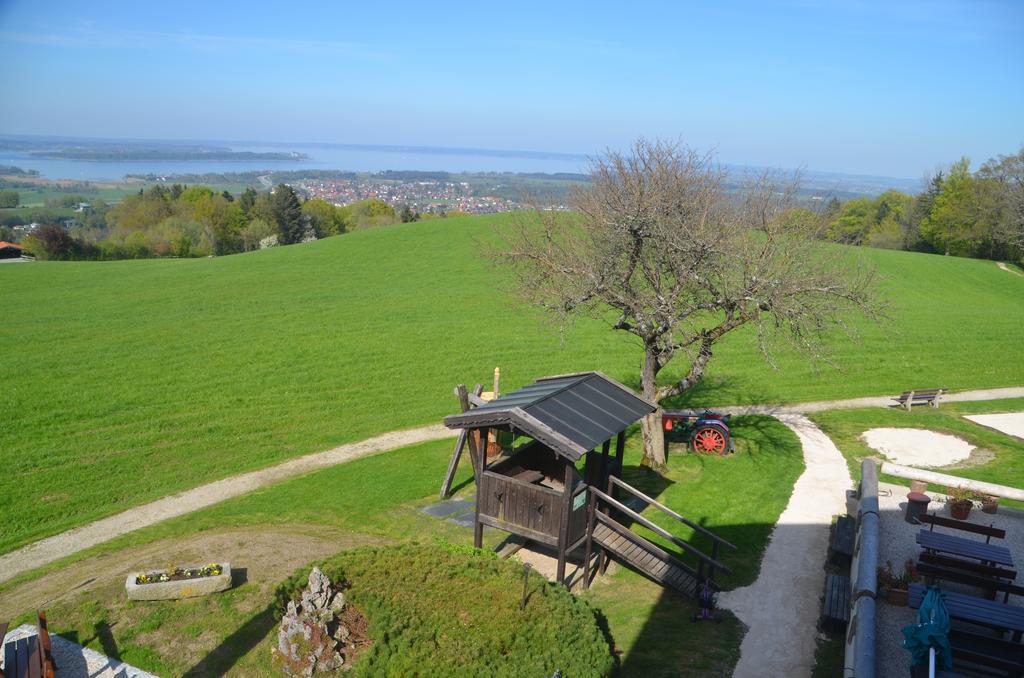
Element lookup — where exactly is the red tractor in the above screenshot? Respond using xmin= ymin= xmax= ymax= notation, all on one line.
xmin=662 ymin=410 xmax=733 ymax=455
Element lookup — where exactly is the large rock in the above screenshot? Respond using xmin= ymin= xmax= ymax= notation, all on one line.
xmin=272 ymin=567 xmax=352 ymax=676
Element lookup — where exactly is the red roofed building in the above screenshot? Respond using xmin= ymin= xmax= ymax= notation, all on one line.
xmin=0 ymin=241 xmax=23 ymax=259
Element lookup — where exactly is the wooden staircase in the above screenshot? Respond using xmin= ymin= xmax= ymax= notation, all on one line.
xmin=581 ymin=476 xmax=736 ymax=599
xmin=591 ymin=521 xmax=702 ymax=597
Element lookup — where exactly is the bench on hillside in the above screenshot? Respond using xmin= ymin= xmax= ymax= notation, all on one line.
xmin=1 ymin=612 xmax=57 ymax=678
xmin=821 ymin=573 xmax=850 ymax=632
xmin=918 ymin=512 xmax=1006 ymax=544
xmin=829 ymin=515 xmax=856 ymax=567
xmin=893 ymin=388 xmax=945 ymax=410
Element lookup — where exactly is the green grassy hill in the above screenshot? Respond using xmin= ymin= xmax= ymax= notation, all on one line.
xmin=2 ymin=214 xmax=1023 ymax=553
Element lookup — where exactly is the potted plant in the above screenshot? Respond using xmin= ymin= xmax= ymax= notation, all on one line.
xmin=877 ymin=559 xmax=919 ymax=606
xmin=982 ymin=495 xmax=1000 ymax=514
xmin=946 ymin=486 xmax=977 ymax=520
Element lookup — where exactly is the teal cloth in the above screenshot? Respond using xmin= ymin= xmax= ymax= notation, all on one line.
xmin=902 ymin=586 xmax=953 ymax=669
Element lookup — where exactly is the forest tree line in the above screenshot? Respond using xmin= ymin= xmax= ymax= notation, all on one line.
xmin=14 ymin=183 xmax=413 ymax=260
xmin=811 ymin=147 xmax=1023 ymax=262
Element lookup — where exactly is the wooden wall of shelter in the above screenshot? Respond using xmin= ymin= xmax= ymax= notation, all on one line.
xmin=443 ymin=372 xmax=655 ymax=585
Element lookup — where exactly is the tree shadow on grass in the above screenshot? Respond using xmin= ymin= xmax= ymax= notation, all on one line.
xmin=180 ymin=602 xmax=278 ymax=678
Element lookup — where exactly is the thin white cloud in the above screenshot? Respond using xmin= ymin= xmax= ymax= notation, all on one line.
xmin=0 ymin=24 xmax=395 ymax=61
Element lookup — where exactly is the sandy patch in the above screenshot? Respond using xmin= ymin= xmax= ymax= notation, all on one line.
xmin=0 ymin=525 xmax=383 ymax=621
xmin=965 ymin=412 xmax=1024 ymax=440
xmin=861 ymin=428 xmax=974 ymax=467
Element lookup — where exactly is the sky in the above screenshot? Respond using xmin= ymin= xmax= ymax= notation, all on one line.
xmin=0 ymin=0 xmax=1021 ymax=177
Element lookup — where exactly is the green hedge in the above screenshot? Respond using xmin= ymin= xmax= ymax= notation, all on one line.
xmin=275 ymin=542 xmax=615 ymax=677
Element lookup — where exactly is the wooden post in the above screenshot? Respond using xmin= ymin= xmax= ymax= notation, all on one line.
xmin=440 ymin=384 xmax=483 ymax=498
xmin=614 ymin=431 xmax=626 ymax=477
xmin=582 ymin=490 xmax=596 ymax=589
xmin=556 ymin=462 xmax=574 ymax=585
xmin=905 ymin=390 xmax=914 ymax=411
xmin=469 ymin=426 xmax=487 ymax=549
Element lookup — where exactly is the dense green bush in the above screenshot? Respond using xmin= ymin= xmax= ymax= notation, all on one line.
xmin=275 ymin=542 xmax=615 ymax=677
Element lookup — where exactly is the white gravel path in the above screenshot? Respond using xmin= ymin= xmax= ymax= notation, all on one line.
xmin=0 ymin=424 xmax=455 ymax=585
xmin=862 ymin=428 xmax=975 ymax=466
xmin=719 ymin=414 xmax=853 ymax=678
xmin=3 ymin=387 xmax=1022 ymax=591
xmin=3 ymin=624 xmax=156 ymax=677
xmin=965 ymin=412 xmax=1024 ymax=440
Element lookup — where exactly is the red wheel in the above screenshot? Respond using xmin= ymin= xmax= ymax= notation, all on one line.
xmin=692 ymin=427 xmax=727 ymax=455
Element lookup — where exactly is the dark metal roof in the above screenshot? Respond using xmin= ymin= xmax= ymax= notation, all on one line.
xmin=443 ymin=372 xmax=655 ymax=461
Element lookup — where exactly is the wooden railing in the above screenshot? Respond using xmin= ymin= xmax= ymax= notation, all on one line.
xmin=589 ymin=476 xmax=735 ymax=586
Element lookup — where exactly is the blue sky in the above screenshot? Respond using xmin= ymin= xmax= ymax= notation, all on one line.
xmin=1 ymin=0 xmax=1021 ymax=177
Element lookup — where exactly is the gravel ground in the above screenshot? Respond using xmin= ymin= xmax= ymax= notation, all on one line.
xmin=863 ymin=428 xmax=974 ymax=467
xmin=875 ymin=481 xmax=1024 ymax=677
xmin=3 ymin=624 xmax=156 ymax=677
xmin=965 ymin=413 xmax=1024 ymax=440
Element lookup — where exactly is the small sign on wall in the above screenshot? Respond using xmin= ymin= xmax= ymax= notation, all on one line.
xmin=573 ymin=490 xmax=587 ymax=511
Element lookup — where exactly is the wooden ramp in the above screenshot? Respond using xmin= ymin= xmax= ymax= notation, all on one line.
xmin=592 ymin=520 xmax=702 ymax=598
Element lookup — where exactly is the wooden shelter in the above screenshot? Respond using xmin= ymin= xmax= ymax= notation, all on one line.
xmin=443 ymin=371 xmax=656 ymax=583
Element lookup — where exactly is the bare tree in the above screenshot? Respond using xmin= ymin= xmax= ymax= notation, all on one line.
xmin=503 ymin=139 xmax=878 ymax=468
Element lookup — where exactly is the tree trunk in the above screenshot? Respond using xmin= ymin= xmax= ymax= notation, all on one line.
xmin=639 ymin=346 xmax=666 ymax=469
xmin=640 ymin=410 xmax=666 ymax=469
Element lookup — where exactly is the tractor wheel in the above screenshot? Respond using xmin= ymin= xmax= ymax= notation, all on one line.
xmin=692 ymin=427 xmax=727 ymax=455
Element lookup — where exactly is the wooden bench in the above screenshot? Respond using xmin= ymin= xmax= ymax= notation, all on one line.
xmin=1 ymin=613 xmax=57 ymax=678
xmin=918 ymin=512 xmax=1005 ymax=543
xmin=948 ymin=628 xmax=1024 ymax=677
xmin=917 ymin=529 xmax=1014 ymax=568
xmin=511 ymin=469 xmax=544 ymax=484
xmin=919 ymin=552 xmax=1017 ymax=582
xmin=893 ymin=388 xmax=945 ymax=410
xmin=829 ymin=515 xmax=856 ymax=567
xmin=910 ymin=583 xmax=1024 ymax=641
xmin=916 ymin=562 xmax=1024 ymax=603
xmin=821 ymin=573 xmax=850 ymax=632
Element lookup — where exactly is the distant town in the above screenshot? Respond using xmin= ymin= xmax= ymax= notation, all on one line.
xmin=300 ymin=177 xmax=523 ymax=214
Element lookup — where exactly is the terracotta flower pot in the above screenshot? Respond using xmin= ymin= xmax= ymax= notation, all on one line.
xmin=982 ymin=495 xmax=999 ymax=514
xmin=910 ymin=480 xmax=928 ymax=494
xmin=950 ymin=499 xmax=973 ymax=520
xmin=887 ymin=588 xmax=909 ymax=606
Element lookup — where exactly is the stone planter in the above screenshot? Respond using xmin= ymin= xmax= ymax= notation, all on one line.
xmin=126 ymin=563 xmax=232 ymax=601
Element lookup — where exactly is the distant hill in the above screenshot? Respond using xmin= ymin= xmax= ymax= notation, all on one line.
xmin=1 ymin=214 xmax=1021 ymax=553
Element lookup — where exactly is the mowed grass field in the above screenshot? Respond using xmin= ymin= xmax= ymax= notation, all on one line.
xmin=2 ymin=213 xmax=1023 ymax=554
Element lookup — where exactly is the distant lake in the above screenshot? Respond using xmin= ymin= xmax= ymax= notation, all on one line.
xmin=0 ymin=142 xmax=591 ymax=181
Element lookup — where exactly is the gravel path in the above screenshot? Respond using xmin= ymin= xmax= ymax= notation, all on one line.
xmin=0 ymin=424 xmax=454 ymax=585
xmin=720 ymin=386 xmax=1024 ymax=415
xmin=998 ymin=261 xmax=1024 ymax=277
xmin=719 ymin=414 xmax=853 ymax=678
xmin=3 ymin=386 xmax=1021 ymax=589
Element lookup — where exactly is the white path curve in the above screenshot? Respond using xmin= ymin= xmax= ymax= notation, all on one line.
xmin=0 ymin=424 xmax=454 ymax=585
xmin=2 ymin=386 xmax=1021 ymax=588
xmin=719 ymin=414 xmax=853 ymax=678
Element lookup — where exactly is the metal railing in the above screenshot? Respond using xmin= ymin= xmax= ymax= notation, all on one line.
xmin=846 ymin=459 xmax=879 ymax=678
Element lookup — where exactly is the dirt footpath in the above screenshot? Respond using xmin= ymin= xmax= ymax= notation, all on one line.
xmin=0 ymin=425 xmax=454 ymax=585
xmin=0 ymin=526 xmax=382 ymax=621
